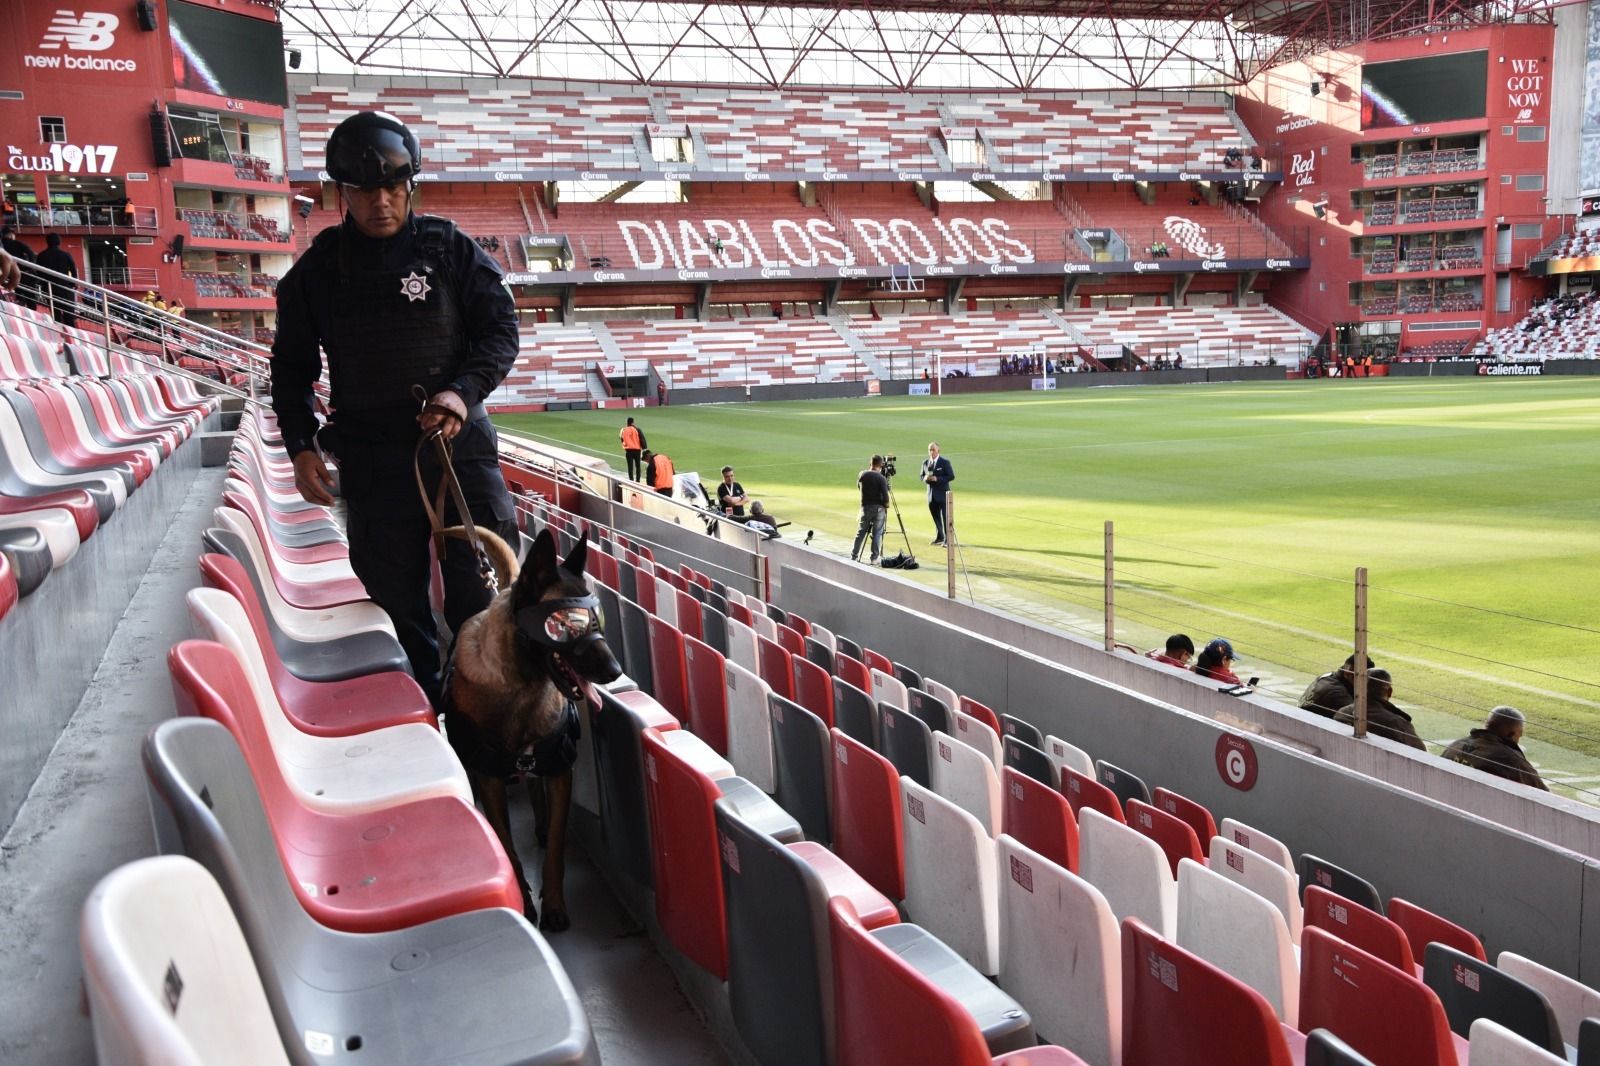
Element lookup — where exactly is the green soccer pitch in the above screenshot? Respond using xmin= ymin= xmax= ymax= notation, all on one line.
xmin=496 ymin=376 xmax=1600 ymax=797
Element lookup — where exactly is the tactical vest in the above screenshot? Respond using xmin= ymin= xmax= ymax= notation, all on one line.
xmin=318 ymin=215 xmax=465 ymax=426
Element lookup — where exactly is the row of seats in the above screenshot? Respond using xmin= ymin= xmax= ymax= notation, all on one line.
xmin=0 ymin=299 xmax=214 ymax=614
xmin=79 ymin=403 xmax=601 ymax=1064
xmin=522 ymin=491 xmax=1600 ymax=1066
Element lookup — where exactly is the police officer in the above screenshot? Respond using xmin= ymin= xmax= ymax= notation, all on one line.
xmin=271 ymin=111 xmax=520 ymax=705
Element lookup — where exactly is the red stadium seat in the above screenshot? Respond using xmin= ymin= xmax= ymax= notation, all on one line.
xmin=1126 ymin=798 xmax=1206 ymax=879
xmin=835 ymin=652 xmax=871 ymax=694
xmin=682 ymin=635 xmax=729 ymax=755
xmin=647 ymin=613 xmax=691 ymax=725
xmin=674 ymin=588 xmax=703 ymax=642
xmin=642 ymin=727 xmax=735 ymax=978
xmin=1303 ymin=885 xmax=1415 ymax=973
xmin=775 ymin=623 xmax=806 ymax=659
xmin=756 ymin=634 xmax=795 ymax=701
xmin=791 ymin=655 xmax=836 ymax=727
xmin=1121 ymin=918 xmax=1301 ymax=1066
xmin=168 ymin=640 xmax=520 ymax=933
xmin=784 ymin=611 xmax=811 ymax=637
xmin=728 ymin=600 xmax=754 ymax=627
xmin=1152 ymin=786 xmax=1218 ymax=860
xmin=0 ymin=550 xmax=16 ymax=620
xmin=1387 ymin=898 xmax=1487 ymax=963
xmin=958 ymin=695 xmax=1002 ymax=737
xmin=830 ymin=728 xmax=905 ymax=901
xmin=634 ymin=571 xmax=657 ymax=614
xmin=1061 ymin=766 xmax=1127 ymax=825
xmin=1298 ymin=927 xmax=1465 ymax=1065
xmin=861 ymin=647 xmax=893 ymax=675
xmin=1000 ymin=766 xmax=1080 ymax=873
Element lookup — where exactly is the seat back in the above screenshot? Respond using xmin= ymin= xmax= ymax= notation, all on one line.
xmin=861 ymin=647 xmax=893 ymax=676
xmin=791 ymin=655 xmax=835 ymax=727
xmin=1304 ymin=885 xmax=1411 ymax=970
xmin=618 ymin=595 xmax=655 ymax=696
xmin=682 ymin=635 xmax=729 ymax=755
xmin=141 ymin=717 xmax=317 ymax=1054
xmin=835 ymin=634 xmax=864 ymax=661
xmin=880 ymin=702 xmax=933 ymax=788
xmin=1423 ymin=943 xmax=1566 ymax=1055
xmin=1212 ymin=836 xmax=1304 ymax=941
xmin=834 ymin=652 xmax=870 ymax=694
xmin=929 ymin=731 xmax=1000 ymax=836
xmin=1496 ymin=950 xmax=1600 ymax=1047
xmin=1000 ymin=767 xmax=1079 ymax=874
xmin=1299 ymin=927 xmax=1459 ymax=1066
xmin=726 ymin=618 xmax=761 ymax=675
xmin=725 ymin=660 xmax=777 ymax=793
xmin=750 ymin=610 xmax=780 ymax=644
xmin=832 ymin=677 xmax=878 ymax=749
xmin=1467 ymin=1018 xmax=1568 ymax=1065
xmin=674 ymin=588 xmax=703 ymax=642
xmin=716 ymin=794 xmax=838 ymax=1066
xmin=906 ymin=687 xmax=952 ymax=735
xmin=958 ymin=695 xmax=1001 ymax=737
xmin=775 ymin=623 xmax=806 ymax=659
xmin=699 ymin=603 xmax=730 ymax=657
xmin=1062 ymin=767 xmax=1127 ymax=825
xmin=1151 ymin=787 xmax=1217 ymax=860
xmin=642 ymin=728 xmax=734 ymax=978
xmin=769 ymin=695 xmax=833 ymax=845
xmin=996 ymin=835 xmax=1120 ymax=1065
xmin=953 ymin=707 xmax=1002 ymax=768
xmin=830 ymin=728 xmax=905 ymax=901
xmin=1044 ymin=735 xmax=1095 ymax=781
xmin=646 ymin=613 xmax=690 ymax=725
xmin=1003 ymin=735 xmax=1056 ymax=788
xmin=1127 ymin=799 xmax=1205 ymax=879
xmin=1304 ymin=1029 xmax=1379 ymax=1066
xmin=1079 ymin=808 xmax=1176 ymax=938
xmin=81 ymin=855 xmax=291 ymax=1066
xmin=1580 ymin=1018 xmax=1600 ymax=1066
xmin=1218 ymin=817 xmax=1294 ymax=869
xmin=1300 ymin=854 xmax=1383 ymax=913
xmin=803 ymin=636 xmax=834 ymax=674
xmin=892 ymin=661 xmax=924 ymax=692
xmin=651 ymin=579 xmax=679 ymax=627
xmin=1094 ymin=759 xmax=1150 ymax=808
xmin=1175 ymin=859 xmax=1299 ymax=1025
xmin=1120 ymin=918 xmax=1295 ymax=1066
xmin=593 ymin=687 xmax=680 ymax=887
xmin=756 ymin=634 xmax=795 ymax=701
xmin=1389 ymin=897 xmax=1486 ymax=963
xmin=870 ymin=667 xmax=910 ymax=712
xmin=828 ymin=898 xmax=993 ymax=1066
xmin=1000 ymin=713 xmax=1044 ymax=749
xmin=900 ymin=778 xmax=1000 ymax=976
xmin=924 ymin=678 xmax=960 ymax=716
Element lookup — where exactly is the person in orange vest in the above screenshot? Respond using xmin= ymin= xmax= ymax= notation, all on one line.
xmin=643 ymin=449 xmax=674 ymax=496
xmin=619 ymin=416 xmax=646 ymax=481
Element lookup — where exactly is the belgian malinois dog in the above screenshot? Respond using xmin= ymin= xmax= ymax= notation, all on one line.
xmin=443 ymin=526 xmax=621 ymax=930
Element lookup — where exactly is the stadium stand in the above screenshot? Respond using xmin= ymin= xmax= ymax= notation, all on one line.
xmin=1058 ymin=185 xmax=1294 ymax=261
xmin=1474 ymin=292 xmax=1600 ymax=359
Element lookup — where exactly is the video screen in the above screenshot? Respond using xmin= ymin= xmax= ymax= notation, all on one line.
xmin=169 ymin=1 xmax=288 ymax=107
xmin=1361 ymin=51 xmax=1487 ymax=129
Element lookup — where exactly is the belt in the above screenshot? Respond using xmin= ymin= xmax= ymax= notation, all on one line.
xmin=332 ymin=403 xmax=489 ymax=443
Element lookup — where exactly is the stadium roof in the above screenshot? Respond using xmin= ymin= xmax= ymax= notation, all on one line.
xmin=276 ymin=0 xmax=1564 ymax=91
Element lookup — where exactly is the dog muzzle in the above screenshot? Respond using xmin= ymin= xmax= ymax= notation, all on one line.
xmin=516 ymin=595 xmax=622 ymax=701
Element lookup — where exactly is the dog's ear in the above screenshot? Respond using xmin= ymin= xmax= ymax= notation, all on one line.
xmin=561 ymin=531 xmax=589 ymax=578
xmin=514 ymin=528 xmax=560 ymax=606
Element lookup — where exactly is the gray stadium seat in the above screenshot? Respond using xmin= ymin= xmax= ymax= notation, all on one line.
xmin=892 ymin=661 xmax=924 ymax=692
xmin=1095 ymin=759 xmax=1151 ymax=808
xmin=835 ymin=635 xmax=864 ymax=661
xmin=1423 ymin=943 xmax=1566 ymax=1056
xmin=804 ymin=636 xmax=834 ymax=674
xmin=1305 ymin=1028 xmax=1378 ymax=1065
xmin=699 ymin=604 xmax=730 ymax=657
xmin=1298 ymin=853 xmax=1383 ymax=913
xmin=768 ymin=694 xmax=833 ymax=844
xmin=880 ymin=702 xmax=933 ymax=788
xmin=1000 ymin=713 xmax=1044 ymax=749
xmin=142 ymin=718 xmax=599 ymax=1066
xmin=593 ymin=687 xmax=678 ymax=888
xmin=832 ymin=678 xmax=879 ymax=749
xmin=1580 ymin=1017 xmax=1600 ymax=1065
xmin=1003 ymin=735 xmax=1055 ymax=788
xmin=617 ymin=595 xmax=654 ymax=697
xmin=905 ymin=687 xmax=952 ymax=735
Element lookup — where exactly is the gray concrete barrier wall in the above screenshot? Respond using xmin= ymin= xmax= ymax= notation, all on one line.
xmin=774 ymin=559 xmax=1600 ymax=980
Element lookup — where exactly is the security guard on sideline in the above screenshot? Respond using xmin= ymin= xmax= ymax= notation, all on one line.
xmin=271 ymin=111 xmax=520 ymax=705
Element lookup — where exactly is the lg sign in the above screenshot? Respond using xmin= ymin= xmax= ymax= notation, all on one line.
xmin=25 ymin=10 xmax=138 ymax=73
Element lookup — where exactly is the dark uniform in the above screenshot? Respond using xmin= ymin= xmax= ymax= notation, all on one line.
xmin=1300 ymin=671 xmax=1357 ymax=719
xmin=270 ymin=211 xmax=519 ymax=703
xmin=1442 ymin=729 xmax=1549 ymax=791
xmin=1334 ymin=699 xmax=1426 ymax=751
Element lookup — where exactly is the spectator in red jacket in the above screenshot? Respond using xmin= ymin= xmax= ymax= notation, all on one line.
xmin=1147 ymin=633 xmax=1195 ymax=669
xmin=1193 ymin=637 xmax=1242 ymax=684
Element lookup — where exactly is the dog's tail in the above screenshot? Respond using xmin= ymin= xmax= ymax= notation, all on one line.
xmin=441 ymin=526 xmax=520 ymax=587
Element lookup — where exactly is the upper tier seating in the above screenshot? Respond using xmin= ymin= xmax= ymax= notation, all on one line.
xmin=1063 ymin=185 xmax=1295 ymax=262
xmin=292 ymin=82 xmax=1260 ymax=177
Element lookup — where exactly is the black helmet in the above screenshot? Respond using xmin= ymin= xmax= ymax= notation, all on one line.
xmin=325 ymin=111 xmax=421 ymax=188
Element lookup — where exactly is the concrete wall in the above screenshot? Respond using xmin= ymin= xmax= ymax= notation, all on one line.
xmin=0 ymin=425 xmax=204 ymax=834
xmin=771 ymin=554 xmax=1600 ymax=980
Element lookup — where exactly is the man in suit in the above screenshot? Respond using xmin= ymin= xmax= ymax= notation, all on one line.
xmin=920 ymin=441 xmax=954 ymax=545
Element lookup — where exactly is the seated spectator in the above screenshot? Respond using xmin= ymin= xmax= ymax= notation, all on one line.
xmin=1441 ymin=707 xmax=1548 ymax=791
xmin=1300 ymin=653 xmax=1376 ymax=719
xmin=1147 ymin=633 xmax=1195 ymax=669
xmin=1192 ymin=638 xmax=1242 ymax=684
xmin=1334 ymin=669 xmax=1425 ymax=750
xmin=744 ymin=501 xmax=780 ymax=538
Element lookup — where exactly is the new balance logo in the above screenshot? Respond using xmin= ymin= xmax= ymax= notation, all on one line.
xmin=40 ymin=10 xmax=120 ymax=52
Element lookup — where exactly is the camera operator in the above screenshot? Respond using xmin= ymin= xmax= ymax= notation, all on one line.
xmin=851 ymin=454 xmax=891 ymax=564
xmin=921 ymin=441 xmax=955 ymax=545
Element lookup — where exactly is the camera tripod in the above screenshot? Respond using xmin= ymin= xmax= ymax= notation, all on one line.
xmin=882 ymin=476 xmax=918 ymax=568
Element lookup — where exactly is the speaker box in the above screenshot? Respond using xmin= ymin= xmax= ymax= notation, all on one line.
xmin=136 ymin=0 xmax=158 ymax=31
xmin=149 ymin=110 xmax=172 ymax=167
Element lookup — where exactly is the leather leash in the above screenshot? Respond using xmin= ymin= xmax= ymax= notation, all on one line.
xmin=412 ymin=385 xmax=499 ymax=594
